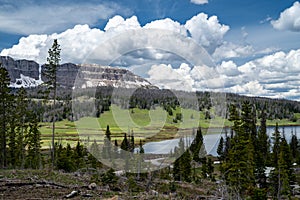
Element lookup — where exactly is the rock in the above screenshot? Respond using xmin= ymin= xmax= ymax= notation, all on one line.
xmin=82 ymin=193 xmax=93 ymax=198
xmin=0 ymin=56 xmax=157 ymax=89
xmin=150 ymin=190 xmax=159 ymax=196
xmin=64 ymin=190 xmax=79 ymax=198
xmin=0 ymin=56 xmax=40 ymax=82
xmin=88 ymin=182 xmax=97 ymax=190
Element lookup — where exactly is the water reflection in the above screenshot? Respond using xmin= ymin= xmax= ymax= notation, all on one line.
xmin=140 ymin=126 xmax=300 ymax=157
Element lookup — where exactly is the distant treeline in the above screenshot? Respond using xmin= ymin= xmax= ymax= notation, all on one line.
xmin=17 ymin=86 xmax=300 ymax=122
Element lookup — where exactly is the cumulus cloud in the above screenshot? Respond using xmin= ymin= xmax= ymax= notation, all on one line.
xmin=1 ymin=25 xmax=106 ymax=63
xmin=104 ymin=15 xmax=141 ymax=32
xmin=185 ymin=13 xmax=229 ymax=52
xmin=147 ymin=63 xmax=224 ymax=91
xmin=144 ymin=18 xmax=187 ymax=36
xmin=1 ymin=14 xmax=228 ymax=64
xmin=190 ymin=0 xmax=208 ymax=5
xmin=212 ymin=42 xmax=254 ymax=61
xmin=222 ymin=49 xmax=300 ymax=100
xmin=146 ymin=48 xmax=300 ymax=100
xmin=216 ymin=61 xmax=241 ymax=77
xmin=230 ymin=81 xmax=268 ymax=96
xmin=271 ymin=1 xmax=300 ymax=32
xmin=147 ymin=63 xmax=194 ymax=91
xmin=0 ymin=1 xmax=126 ymax=35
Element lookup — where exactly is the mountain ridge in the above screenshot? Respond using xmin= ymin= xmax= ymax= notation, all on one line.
xmin=0 ymin=56 xmax=156 ymax=89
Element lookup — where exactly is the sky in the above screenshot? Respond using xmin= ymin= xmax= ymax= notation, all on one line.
xmin=1 ymin=0 xmax=300 ymax=100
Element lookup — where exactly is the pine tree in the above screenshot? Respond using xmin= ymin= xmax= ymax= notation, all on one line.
xmin=255 ymin=109 xmax=269 ymax=188
xmin=8 ymin=114 xmax=16 ymax=168
xmin=15 ymin=87 xmax=29 ymax=168
xmin=222 ymin=102 xmax=255 ymax=198
xmin=207 ymin=157 xmax=214 ymax=180
xmin=121 ymin=133 xmax=130 ymax=171
xmin=0 ymin=66 xmax=12 ymax=168
xmin=25 ymin=116 xmax=42 ymax=169
xmin=181 ymin=150 xmax=192 ymax=182
xmin=105 ymin=125 xmax=111 ymax=141
xmin=290 ymin=133 xmax=298 ymax=162
xmin=102 ymin=125 xmax=112 ymax=159
xmin=217 ymin=136 xmax=224 ymax=160
xmin=272 ymin=123 xmax=281 ymax=167
xmin=270 ymin=135 xmax=293 ymax=199
xmin=121 ymin=133 xmax=129 ymax=152
xmin=190 ymin=127 xmax=206 ymax=162
xmin=43 ymin=39 xmax=61 ymax=167
xmin=139 ymin=139 xmax=144 ymax=154
xmin=173 ymin=156 xmax=181 ymax=181
xmin=114 ymin=139 xmax=119 ymax=159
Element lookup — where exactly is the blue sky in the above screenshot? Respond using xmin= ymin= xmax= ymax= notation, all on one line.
xmin=1 ymin=0 xmax=300 ymax=100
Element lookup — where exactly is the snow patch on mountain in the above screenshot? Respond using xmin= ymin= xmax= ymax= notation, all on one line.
xmin=10 ymin=74 xmax=43 ymax=88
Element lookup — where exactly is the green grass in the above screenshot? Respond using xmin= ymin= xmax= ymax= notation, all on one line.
xmin=38 ymin=105 xmax=300 ymax=148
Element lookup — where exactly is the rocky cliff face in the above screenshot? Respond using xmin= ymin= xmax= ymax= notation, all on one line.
xmin=0 ymin=56 xmax=155 ymax=89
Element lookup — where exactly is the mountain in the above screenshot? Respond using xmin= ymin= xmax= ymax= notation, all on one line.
xmin=0 ymin=56 xmax=156 ymax=89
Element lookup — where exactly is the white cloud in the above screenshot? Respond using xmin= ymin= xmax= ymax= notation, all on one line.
xmin=144 ymin=18 xmax=187 ymax=36
xmin=147 ymin=63 xmax=224 ymax=91
xmin=216 ymin=61 xmax=241 ymax=77
xmin=190 ymin=0 xmax=208 ymax=5
xmin=1 ymin=25 xmax=106 ymax=64
xmin=230 ymin=81 xmax=269 ymax=97
xmin=212 ymin=42 xmax=254 ymax=61
xmin=271 ymin=1 xmax=300 ymax=32
xmin=185 ymin=13 xmax=229 ymax=52
xmin=147 ymin=63 xmax=195 ymax=91
xmin=104 ymin=15 xmax=141 ymax=32
xmin=1 ymin=13 xmax=228 ymax=65
xmin=223 ymin=49 xmax=300 ymax=100
xmin=0 ymin=1 xmax=125 ymax=34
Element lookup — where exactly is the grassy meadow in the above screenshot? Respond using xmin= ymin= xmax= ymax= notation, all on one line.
xmin=39 ymin=105 xmax=300 ymax=148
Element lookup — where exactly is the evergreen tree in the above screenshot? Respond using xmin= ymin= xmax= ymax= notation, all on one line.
xmin=173 ymin=155 xmax=181 ymax=181
xmin=0 ymin=66 xmax=12 ymax=168
xmin=71 ymin=141 xmax=86 ymax=169
xmin=139 ymin=139 xmax=144 ymax=154
xmin=129 ymin=130 xmax=135 ymax=152
xmin=290 ymin=133 xmax=298 ymax=162
xmin=272 ymin=123 xmax=281 ymax=167
xmin=15 ymin=87 xmax=29 ymax=168
xmin=120 ymin=133 xmax=130 ymax=171
xmin=114 ymin=139 xmax=119 ymax=159
xmin=217 ymin=136 xmax=224 ymax=160
xmin=105 ymin=125 xmax=111 ymax=140
xmin=255 ymin=109 xmax=269 ymax=188
xmin=222 ymin=102 xmax=255 ymax=198
xmin=190 ymin=127 xmax=206 ymax=162
xmin=270 ymin=136 xmax=293 ymax=199
xmin=201 ymin=157 xmax=207 ymax=178
xmin=207 ymin=157 xmax=214 ymax=180
xmin=102 ymin=125 xmax=112 ymax=159
xmin=25 ymin=116 xmax=42 ymax=169
xmin=121 ymin=133 xmax=129 ymax=152
xmin=181 ymin=150 xmax=192 ymax=182
xmin=8 ymin=114 xmax=16 ymax=168
xmin=89 ymin=140 xmax=100 ymax=168
xmin=43 ymin=39 xmax=61 ymax=167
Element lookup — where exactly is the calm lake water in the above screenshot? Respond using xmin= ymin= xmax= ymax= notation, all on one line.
xmin=140 ymin=126 xmax=300 ymax=157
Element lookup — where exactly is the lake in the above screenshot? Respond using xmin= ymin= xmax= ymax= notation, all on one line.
xmin=140 ymin=126 xmax=300 ymax=157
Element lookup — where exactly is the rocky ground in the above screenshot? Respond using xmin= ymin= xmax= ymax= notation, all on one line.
xmin=0 ymin=169 xmax=220 ymax=200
